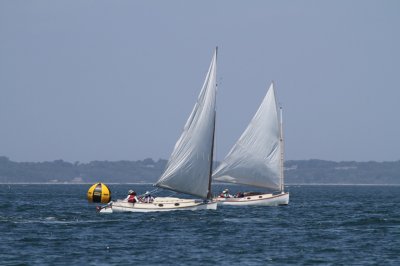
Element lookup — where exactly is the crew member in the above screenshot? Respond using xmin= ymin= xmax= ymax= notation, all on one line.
xmin=125 ymin=190 xmax=139 ymax=203
xmin=219 ymin=189 xmax=233 ymax=198
xmin=142 ymin=191 xmax=154 ymax=203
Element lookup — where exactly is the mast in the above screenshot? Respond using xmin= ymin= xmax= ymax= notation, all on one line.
xmin=207 ymin=110 xmax=216 ymax=199
xmin=279 ymin=106 xmax=285 ymax=193
xmin=207 ymin=46 xmax=217 ymax=200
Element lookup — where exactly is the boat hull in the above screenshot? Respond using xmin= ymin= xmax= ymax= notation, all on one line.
xmin=98 ymin=197 xmax=217 ymax=213
xmin=216 ymin=192 xmax=289 ymax=206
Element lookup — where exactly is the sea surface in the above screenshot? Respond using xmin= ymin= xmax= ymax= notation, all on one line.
xmin=0 ymin=184 xmax=399 ymax=265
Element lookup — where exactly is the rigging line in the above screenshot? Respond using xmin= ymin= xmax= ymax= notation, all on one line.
xmin=167 ymin=190 xmax=178 ymax=197
xmin=150 ymin=188 xmax=160 ymax=194
xmin=139 ymin=188 xmax=160 ymax=197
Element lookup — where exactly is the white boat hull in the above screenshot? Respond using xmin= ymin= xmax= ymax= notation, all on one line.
xmin=216 ymin=192 xmax=289 ymax=206
xmin=98 ymin=197 xmax=217 ymax=213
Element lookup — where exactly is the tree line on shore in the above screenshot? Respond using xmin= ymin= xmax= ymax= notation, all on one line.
xmin=0 ymin=156 xmax=399 ymax=184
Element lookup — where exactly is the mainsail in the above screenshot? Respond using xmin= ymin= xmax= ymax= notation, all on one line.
xmin=155 ymin=49 xmax=217 ymax=199
xmin=213 ymin=83 xmax=282 ymax=191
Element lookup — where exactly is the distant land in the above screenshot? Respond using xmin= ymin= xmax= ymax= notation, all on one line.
xmin=0 ymin=156 xmax=399 ymax=185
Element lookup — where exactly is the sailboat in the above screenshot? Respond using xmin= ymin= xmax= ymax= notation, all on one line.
xmin=212 ymin=83 xmax=289 ymax=206
xmin=99 ymin=48 xmax=218 ymax=213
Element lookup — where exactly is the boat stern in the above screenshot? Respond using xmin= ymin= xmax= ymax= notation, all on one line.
xmin=206 ymin=201 xmax=218 ymax=210
xmin=97 ymin=203 xmax=113 ymax=213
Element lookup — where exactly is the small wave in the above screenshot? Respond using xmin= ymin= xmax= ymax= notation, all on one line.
xmin=9 ymin=217 xmax=122 ymax=225
xmin=340 ymin=216 xmax=389 ymax=227
xmin=223 ymin=217 xmax=269 ymax=223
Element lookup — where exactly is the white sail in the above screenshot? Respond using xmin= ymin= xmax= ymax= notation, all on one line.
xmin=155 ymin=49 xmax=217 ymax=199
xmin=213 ymin=83 xmax=282 ymax=191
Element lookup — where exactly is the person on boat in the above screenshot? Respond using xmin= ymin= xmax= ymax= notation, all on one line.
xmin=125 ymin=190 xmax=139 ymax=203
xmin=235 ymin=192 xmax=244 ymax=198
xmin=219 ymin=189 xmax=233 ymax=198
xmin=142 ymin=191 xmax=154 ymax=203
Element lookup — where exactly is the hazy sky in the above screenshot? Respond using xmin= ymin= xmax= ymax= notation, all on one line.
xmin=1 ymin=1 xmax=399 ymax=162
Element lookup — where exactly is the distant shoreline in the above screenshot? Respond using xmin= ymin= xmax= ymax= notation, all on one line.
xmin=1 ymin=157 xmax=400 ymax=184
xmin=1 ymin=182 xmax=399 ymax=186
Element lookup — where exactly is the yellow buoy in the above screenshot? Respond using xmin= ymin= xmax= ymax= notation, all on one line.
xmin=87 ymin=183 xmax=111 ymax=203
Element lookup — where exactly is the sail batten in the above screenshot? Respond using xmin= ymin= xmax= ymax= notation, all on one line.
xmin=212 ymin=83 xmax=282 ymax=191
xmin=155 ymin=49 xmax=217 ymax=199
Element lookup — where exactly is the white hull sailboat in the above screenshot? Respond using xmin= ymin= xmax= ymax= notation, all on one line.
xmin=216 ymin=192 xmax=288 ymax=206
xmin=99 ymin=197 xmax=217 ymax=213
xmin=213 ymin=83 xmax=289 ymax=206
xmin=99 ymin=48 xmax=219 ymax=213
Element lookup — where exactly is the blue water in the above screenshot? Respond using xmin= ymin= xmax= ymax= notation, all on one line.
xmin=1 ymin=184 xmax=400 ymax=265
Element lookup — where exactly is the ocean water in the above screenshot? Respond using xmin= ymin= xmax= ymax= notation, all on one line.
xmin=0 ymin=184 xmax=399 ymax=265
